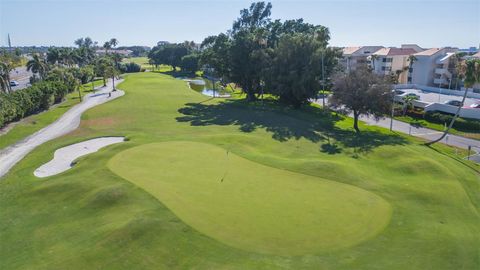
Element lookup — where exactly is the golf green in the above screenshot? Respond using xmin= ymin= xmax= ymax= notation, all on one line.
xmin=108 ymin=141 xmax=392 ymax=255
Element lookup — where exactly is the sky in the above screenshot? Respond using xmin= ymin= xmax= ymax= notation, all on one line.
xmin=0 ymin=0 xmax=479 ymax=49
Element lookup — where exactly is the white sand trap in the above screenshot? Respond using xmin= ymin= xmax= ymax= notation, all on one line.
xmin=34 ymin=137 xmax=125 ymax=178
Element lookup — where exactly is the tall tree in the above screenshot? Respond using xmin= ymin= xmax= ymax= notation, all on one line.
xmin=263 ymin=33 xmax=339 ymax=107
xmin=426 ymin=59 xmax=480 ymax=145
xmin=109 ymin=38 xmax=118 ymax=49
xmin=331 ymin=65 xmax=392 ymax=133
xmin=103 ymin=41 xmax=111 ymax=54
xmin=0 ymin=62 xmax=13 ymax=93
xmin=370 ymin=54 xmax=379 ymax=71
xmin=227 ymin=2 xmax=273 ymax=101
xmin=46 ymin=47 xmax=61 ymax=65
xmin=26 ymin=54 xmax=48 ymax=79
xmin=407 ymin=55 xmax=417 ymax=83
xmin=200 ymin=33 xmax=231 ymax=80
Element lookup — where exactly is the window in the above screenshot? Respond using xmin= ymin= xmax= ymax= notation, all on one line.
xmin=382 ymin=66 xmax=392 ymax=71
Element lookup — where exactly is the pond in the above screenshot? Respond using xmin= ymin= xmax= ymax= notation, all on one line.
xmin=187 ymin=78 xmax=231 ymax=98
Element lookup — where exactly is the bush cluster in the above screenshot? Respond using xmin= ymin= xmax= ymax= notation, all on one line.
xmin=119 ymin=62 xmax=141 ymax=73
xmin=0 ymin=81 xmax=69 ymax=128
xmin=425 ymin=111 xmax=480 ymax=132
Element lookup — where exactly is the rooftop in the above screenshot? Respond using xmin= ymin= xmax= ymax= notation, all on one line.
xmin=413 ymin=48 xmax=442 ymax=56
xmin=373 ymin=47 xmax=417 ymax=56
xmin=342 ymin=46 xmax=361 ymax=56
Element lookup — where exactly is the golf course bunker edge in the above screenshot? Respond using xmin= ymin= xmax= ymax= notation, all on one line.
xmin=34 ymin=137 xmax=125 ymax=178
xmin=108 ymin=141 xmax=392 ymax=256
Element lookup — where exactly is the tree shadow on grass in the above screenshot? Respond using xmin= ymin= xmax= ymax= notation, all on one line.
xmin=176 ymin=99 xmax=408 ymax=154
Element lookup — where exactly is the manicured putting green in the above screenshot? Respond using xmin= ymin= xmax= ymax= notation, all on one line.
xmin=108 ymin=141 xmax=392 ymax=255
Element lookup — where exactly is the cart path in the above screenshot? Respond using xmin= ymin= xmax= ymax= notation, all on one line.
xmin=0 ymin=79 xmax=124 ymax=179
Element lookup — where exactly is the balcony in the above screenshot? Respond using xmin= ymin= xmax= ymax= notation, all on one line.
xmin=435 ymin=68 xmax=447 ymax=74
xmin=434 ymin=78 xmax=447 ymax=85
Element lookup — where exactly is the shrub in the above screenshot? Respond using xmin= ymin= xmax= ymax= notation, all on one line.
xmin=425 ymin=111 xmax=480 ymax=132
xmin=0 ymin=80 xmax=70 ymax=128
xmin=122 ymin=62 xmax=141 ymax=73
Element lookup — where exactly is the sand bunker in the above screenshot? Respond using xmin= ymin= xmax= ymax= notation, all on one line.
xmin=34 ymin=137 xmax=125 ymax=178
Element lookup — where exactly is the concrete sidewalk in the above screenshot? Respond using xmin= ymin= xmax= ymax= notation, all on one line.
xmin=0 ymin=79 xmax=124 ymax=179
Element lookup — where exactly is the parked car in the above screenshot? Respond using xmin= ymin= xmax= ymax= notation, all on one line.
xmin=444 ymin=100 xmax=462 ymax=107
xmin=470 ymin=103 xmax=480 ymax=109
xmin=9 ymin=80 xmax=19 ymax=87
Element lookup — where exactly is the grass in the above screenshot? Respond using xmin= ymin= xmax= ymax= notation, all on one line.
xmin=395 ymin=115 xmax=480 ymax=140
xmin=0 ymin=72 xmax=479 ymax=269
xmin=108 ymin=141 xmax=391 ymax=256
xmin=0 ymin=79 xmax=105 ymax=150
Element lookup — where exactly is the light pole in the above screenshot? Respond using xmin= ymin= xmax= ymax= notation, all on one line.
xmin=260 ymin=80 xmax=265 ymax=107
xmin=321 ymin=50 xmax=326 ymax=108
xmin=390 ymin=89 xmax=395 ymax=131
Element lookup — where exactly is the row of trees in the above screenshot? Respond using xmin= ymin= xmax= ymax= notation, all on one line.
xmin=147 ymin=42 xmax=199 ymax=73
xmin=198 ymin=2 xmax=342 ymax=107
xmin=0 ymin=37 xmax=134 ymax=127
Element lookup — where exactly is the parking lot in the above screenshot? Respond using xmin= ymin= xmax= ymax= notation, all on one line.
xmin=397 ymin=88 xmax=479 ymax=107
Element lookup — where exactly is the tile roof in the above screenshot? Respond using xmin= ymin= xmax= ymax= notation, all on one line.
xmin=373 ymin=48 xmax=417 ymax=56
xmin=342 ymin=46 xmax=361 ymax=55
xmin=413 ymin=48 xmax=442 ymax=56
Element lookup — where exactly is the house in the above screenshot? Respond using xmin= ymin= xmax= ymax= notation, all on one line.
xmin=340 ymin=46 xmax=384 ymax=72
xmin=369 ymin=47 xmax=418 ymax=83
xmin=408 ymin=47 xmax=459 ymax=88
xmin=95 ymin=49 xmax=132 ymax=56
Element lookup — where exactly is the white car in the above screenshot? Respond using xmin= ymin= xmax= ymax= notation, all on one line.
xmin=470 ymin=103 xmax=480 ymax=109
xmin=10 ymin=80 xmax=19 ymax=87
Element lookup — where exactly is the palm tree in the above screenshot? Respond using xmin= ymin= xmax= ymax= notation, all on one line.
xmin=0 ymin=63 xmax=10 ymax=93
xmin=109 ymin=38 xmax=118 ymax=49
xmin=46 ymin=47 xmax=61 ymax=65
xmin=26 ymin=54 xmax=48 ymax=79
xmin=0 ymin=61 xmax=14 ymax=93
xmin=111 ymin=52 xmax=123 ymax=70
xmin=103 ymin=41 xmax=111 ymax=54
xmin=370 ymin=54 xmax=378 ymax=71
xmin=426 ymin=59 xmax=480 ymax=145
xmin=407 ymin=55 xmax=417 ymax=83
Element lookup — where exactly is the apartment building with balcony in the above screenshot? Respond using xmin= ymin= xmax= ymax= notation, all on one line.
xmin=340 ymin=46 xmax=384 ymax=72
xmin=408 ymin=47 xmax=459 ymax=88
xmin=369 ymin=47 xmax=418 ymax=83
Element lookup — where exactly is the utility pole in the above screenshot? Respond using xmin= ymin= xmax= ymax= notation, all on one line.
xmin=321 ymin=50 xmax=326 ymax=108
xmin=390 ymin=90 xmax=395 ymax=131
xmin=7 ymin=33 xmax=11 ymax=50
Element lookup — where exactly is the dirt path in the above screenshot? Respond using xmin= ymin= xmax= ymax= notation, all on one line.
xmin=0 ymin=79 xmax=124 ymax=179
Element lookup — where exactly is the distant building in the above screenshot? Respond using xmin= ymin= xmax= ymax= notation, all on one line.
xmin=96 ymin=49 xmax=132 ymax=56
xmin=401 ymin=44 xmax=424 ymax=53
xmin=409 ymin=48 xmax=458 ymax=88
xmin=340 ymin=46 xmax=384 ymax=72
xmin=369 ymin=47 xmax=418 ymax=83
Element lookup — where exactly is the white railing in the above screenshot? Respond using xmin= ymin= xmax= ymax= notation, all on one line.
xmin=395 ymin=84 xmax=480 ymax=99
xmin=424 ymin=103 xmax=480 ymax=120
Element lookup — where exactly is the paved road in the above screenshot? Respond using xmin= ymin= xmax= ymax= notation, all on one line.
xmin=9 ymin=66 xmax=33 ymax=91
xmin=313 ymin=99 xmax=480 ymax=161
xmin=0 ymin=79 xmax=124 ymax=179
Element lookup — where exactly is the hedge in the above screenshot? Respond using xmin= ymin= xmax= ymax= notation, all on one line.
xmin=0 ymin=81 xmax=69 ymax=128
xmin=425 ymin=111 xmax=480 ymax=132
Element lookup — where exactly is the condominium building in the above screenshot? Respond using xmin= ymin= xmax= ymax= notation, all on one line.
xmin=408 ymin=48 xmax=459 ymax=88
xmin=340 ymin=46 xmax=384 ymax=72
xmin=369 ymin=48 xmax=418 ymax=83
